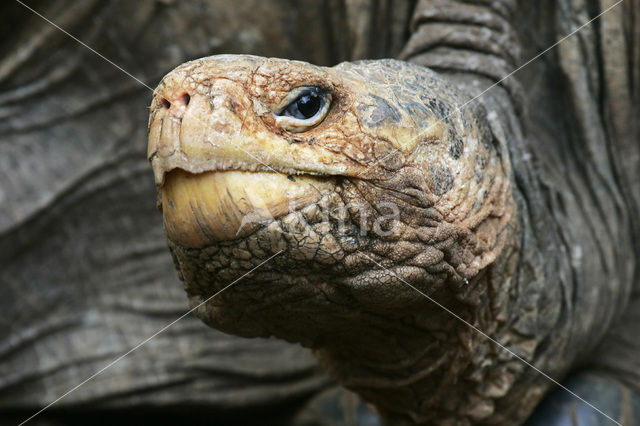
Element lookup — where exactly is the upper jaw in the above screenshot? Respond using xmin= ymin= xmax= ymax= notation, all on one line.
xmin=148 ymin=150 xmax=348 ymax=187
xmin=147 ymin=57 xmax=368 ymax=187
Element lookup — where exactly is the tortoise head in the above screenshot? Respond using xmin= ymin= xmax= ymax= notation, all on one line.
xmin=147 ymin=54 xmax=514 ymax=347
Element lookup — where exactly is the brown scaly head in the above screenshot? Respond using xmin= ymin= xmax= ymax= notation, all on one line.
xmin=148 ymin=55 xmax=519 ymax=424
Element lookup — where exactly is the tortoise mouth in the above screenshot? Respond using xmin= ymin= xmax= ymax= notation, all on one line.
xmin=161 ymin=169 xmax=336 ymax=247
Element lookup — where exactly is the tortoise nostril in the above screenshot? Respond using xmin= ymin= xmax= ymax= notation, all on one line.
xmin=158 ymin=93 xmax=190 ymax=112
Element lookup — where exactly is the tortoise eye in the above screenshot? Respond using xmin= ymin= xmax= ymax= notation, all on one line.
xmin=275 ymin=87 xmax=331 ymax=132
xmin=281 ymin=88 xmax=324 ymax=119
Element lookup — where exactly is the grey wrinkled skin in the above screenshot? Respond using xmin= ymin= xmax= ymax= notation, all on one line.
xmin=1 ymin=0 xmax=639 ymax=426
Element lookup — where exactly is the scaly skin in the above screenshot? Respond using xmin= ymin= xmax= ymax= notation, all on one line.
xmin=147 ymin=55 xmax=626 ymax=425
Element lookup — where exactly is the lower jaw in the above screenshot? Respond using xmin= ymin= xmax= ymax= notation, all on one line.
xmin=160 ymin=169 xmax=336 ymax=247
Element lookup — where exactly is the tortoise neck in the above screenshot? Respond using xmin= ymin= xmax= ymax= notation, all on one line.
xmin=309 ymin=233 xmax=535 ymax=424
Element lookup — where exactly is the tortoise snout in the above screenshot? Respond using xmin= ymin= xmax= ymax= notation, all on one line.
xmin=155 ymin=90 xmax=192 ymax=120
xmin=147 ymin=65 xmax=253 ymax=186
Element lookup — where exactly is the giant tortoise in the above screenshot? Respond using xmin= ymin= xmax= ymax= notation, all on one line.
xmin=1 ymin=0 xmax=639 ymax=425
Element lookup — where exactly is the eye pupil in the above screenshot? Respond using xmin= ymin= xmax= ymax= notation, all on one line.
xmin=297 ymin=92 xmax=321 ymax=118
xmin=276 ymin=86 xmax=330 ymax=131
xmin=280 ymin=87 xmax=326 ymax=120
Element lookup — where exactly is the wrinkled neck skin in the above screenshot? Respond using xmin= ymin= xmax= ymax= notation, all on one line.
xmin=304 ymin=85 xmax=525 ymax=425
xmin=310 ymin=238 xmax=523 ymax=425
xmin=173 ymin=173 xmax=522 ymax=425
xmin=308 ymin=88 xmax=525 ymax=426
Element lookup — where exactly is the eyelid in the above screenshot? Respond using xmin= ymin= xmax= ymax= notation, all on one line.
xmin=274 ymin=87 xmax=320 ymax=114
xmin=273 ymin=87 xmax=331 ymax=133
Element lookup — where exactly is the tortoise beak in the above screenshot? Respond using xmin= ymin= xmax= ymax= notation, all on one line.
xmin=160 ymin=169 xmax=333 ymax=247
